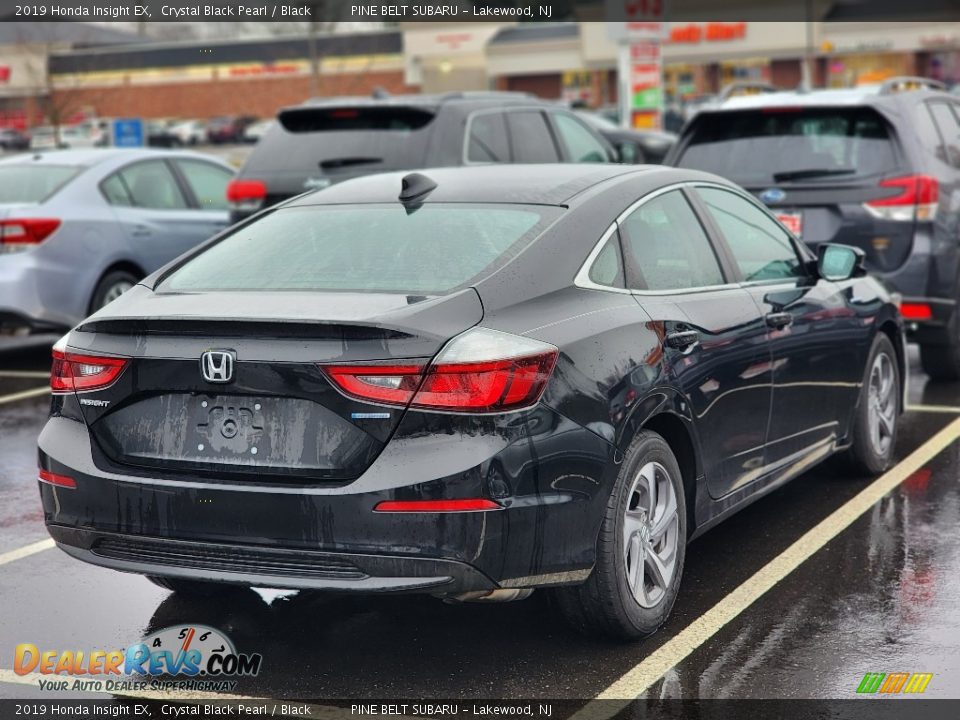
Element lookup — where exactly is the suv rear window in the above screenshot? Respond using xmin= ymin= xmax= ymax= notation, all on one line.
xmin=162 ymin=204 xmax=558 ymax=294
xmin=0 ymin=165 xmax=79 ymax=203
xmin=245 ymin=106 xmax=435 ymax=179
xmin=676 ymin=107 xmax=899 ymax=184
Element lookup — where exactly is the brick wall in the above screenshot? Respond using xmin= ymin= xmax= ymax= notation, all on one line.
xmin=51 ymin=70 xmax=417 ymax=121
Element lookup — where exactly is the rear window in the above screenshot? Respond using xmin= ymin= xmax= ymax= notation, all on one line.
xmin=161 ymin=204 xmax=557 ymax=294
xmin=246 ymin=106 xmax=436 ymax=177
xmin=676 ymin=107 xmax=899 ymax=184
xmin=0 ymin=165 xmax=79 ymax=203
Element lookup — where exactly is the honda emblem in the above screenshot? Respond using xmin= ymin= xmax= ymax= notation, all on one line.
xmin=200 ymin=350 xmax=235 ymax=384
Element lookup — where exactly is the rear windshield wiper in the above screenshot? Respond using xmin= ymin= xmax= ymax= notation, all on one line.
xmin=772 ymin=168 xmax=857 ymax=182
xmin=319 ymin=157 xmax=383 ymax=170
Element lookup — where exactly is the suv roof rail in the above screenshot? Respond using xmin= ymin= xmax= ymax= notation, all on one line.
xmin=437 ymin=90 xmax=536 ymax=101
xmin=719 ymin=81 xmax=779 ymax=100
xmin=878 ymin=76 xmax=947 ymax=94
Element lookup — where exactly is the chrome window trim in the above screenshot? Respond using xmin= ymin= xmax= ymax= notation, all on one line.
xmin=574 ymin=181 xmax=743 ymax=297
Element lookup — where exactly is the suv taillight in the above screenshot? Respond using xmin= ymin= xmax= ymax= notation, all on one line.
xmin=0 ymin=218 xmax=61 ymax=253
xmin=864 ymin=174 xmax=939 ymax=222
xmin=226 ymin=179 xmax=267 ymax=213
xmin=51 ymin=349 xmax=128 ymax=393
xmin=320 ymin=328 xmax=558 ymax=413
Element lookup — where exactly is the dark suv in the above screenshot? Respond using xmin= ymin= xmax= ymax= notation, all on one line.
xmin=667 ymin=77 xmax=960 ymax=379
xmin=227 ymin=91 xmax=615 ymax=224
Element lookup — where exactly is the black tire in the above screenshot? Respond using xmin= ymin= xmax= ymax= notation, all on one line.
xmin=551 ymin=431 xmax=687 ymax=640
xmin=848 ymin=333 xmax=900 ymax=475
xmin=89 ymin=269 xmax=139 ymax=314
xmin=147 ymin=576 xmax=244 ymax=597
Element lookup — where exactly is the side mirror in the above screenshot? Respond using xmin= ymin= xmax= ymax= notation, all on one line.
xmin=818 ymin=243 xmax=864 ymax=281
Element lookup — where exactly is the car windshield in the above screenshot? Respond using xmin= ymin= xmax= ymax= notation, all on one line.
xmin=161 ymin=203 xmax=558 ymax=294
xmin=675 ymin=107 xmax=899 ymax=185
xmin=0 ymin=165 xmax=80 ymax=203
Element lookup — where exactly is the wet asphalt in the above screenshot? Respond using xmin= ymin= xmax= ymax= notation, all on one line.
xmin=1 ymin=341 xmax=959 ymax=701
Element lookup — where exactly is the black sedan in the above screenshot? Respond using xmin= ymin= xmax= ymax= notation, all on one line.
xmin=38 ymin=164 xmax=904 ymax=639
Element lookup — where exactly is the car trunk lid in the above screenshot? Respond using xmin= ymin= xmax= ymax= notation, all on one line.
xmin=68 ymin=287 xmax=483 ymax=483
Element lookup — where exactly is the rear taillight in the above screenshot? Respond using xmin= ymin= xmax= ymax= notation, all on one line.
xmin=0 ymin=218 xmax=61 ymax=253
xmin=900 ymin=302 xmax=933 ymax=321
xmin=226 ymin=179 xmax=267 ymax=213
xmin=864 ymin=175 xmax=939 ymax=222
xmin=51 ymin=349 xmax=128 ymax=393
xmin=321 ymin=328 xmax=558 ymax=413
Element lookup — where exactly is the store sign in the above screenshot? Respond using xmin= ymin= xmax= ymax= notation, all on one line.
xmin=606 ymin=0 xmax=669 ymax=41
xmin=669 ymin=23 xmax=747 ymax=44
xmin=0 ymin=66 xmax=9 ymax=83
xmin=629 ymin=41 xmax=662 ymax=130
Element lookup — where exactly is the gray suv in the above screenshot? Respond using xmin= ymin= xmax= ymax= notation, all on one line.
xmin=227 ymin=91 xmax=616 ymax=224
xmin=667 ymin=78 xmax=960 ymax=379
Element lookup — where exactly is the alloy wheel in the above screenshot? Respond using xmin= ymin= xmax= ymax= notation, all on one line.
xmin=868 ymin=351 xmax=897 ymax=457
xmin=101 ymin=280 xmax=134 ymax=307
xmin=623 ymin=461 xmax=681 ymax=608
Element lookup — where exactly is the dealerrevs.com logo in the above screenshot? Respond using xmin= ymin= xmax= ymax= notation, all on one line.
xmin=14 ymin=625 xmax=262 ymax=693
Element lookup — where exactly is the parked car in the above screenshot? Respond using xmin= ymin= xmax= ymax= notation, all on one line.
xmin=29 ymin=125 xmax=98 ymax=151
xmin=0 ymin=128 xmax=30 ymax=151
xmin=39 ymin=164 xmax=903 ymax=639
xmin=575 ymin=110 xmax=677 ymax=164
xmin=146 ymin=120 xmax=180 ymax=148
xmin=0 ymin=149 xmax=233 ymax=333
xmin=168 ymin=119 xmax=206 ymax=146
xmin=206 ymin=115 xmax=257 ymax=144
xmin=227 ymin=91 xmax=615 ymax=223
xmin=667 ymin=76 xmax=960 ymax=379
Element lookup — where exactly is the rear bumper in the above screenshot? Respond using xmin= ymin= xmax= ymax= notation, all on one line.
xmin=38 ymin=408 xmax=614 ymax=594
xmin=48 ymin=525 xmax=496 ymax=593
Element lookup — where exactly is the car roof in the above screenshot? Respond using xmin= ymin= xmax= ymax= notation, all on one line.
xmin=294 ymin=91 xmax=545 ymax=112
xmin=0 ymin=148 xmax=231 ymax=169
xmin=285 ymin=164 xmax=708 ymax=208
xmin=711 ymin=86 xmax=949 ymax=112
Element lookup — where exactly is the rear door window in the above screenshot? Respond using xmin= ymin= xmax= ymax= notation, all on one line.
xmin=697 ymin=187 xmax=806 ymax=282
xmin=116 ymin=161 xmax=189 ymax=210
xmin=676 ymin=108 xmax=900 ymax=185
xmin=162 ymin=204 xmax=560 ymax=294
xmin=619 ymin=190 xmax=725 ymax=291
xmin=506 ymin=111 xmax=561 ymax=163
xmin=467 ymin=112 xmax=510 ymax=163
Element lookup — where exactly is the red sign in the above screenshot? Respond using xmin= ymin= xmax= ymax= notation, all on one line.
xmin=0 ymin=66 xmax=10 ymax=83
xmin=669 ymin=23 xmax=748 ymax=44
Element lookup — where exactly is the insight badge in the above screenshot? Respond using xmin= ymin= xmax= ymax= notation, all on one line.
xmin=14 ymin=625 xmax=262 ymax=693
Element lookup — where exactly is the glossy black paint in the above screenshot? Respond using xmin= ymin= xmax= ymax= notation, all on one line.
xmin=38 ymin=164 xmax=903 ymax=593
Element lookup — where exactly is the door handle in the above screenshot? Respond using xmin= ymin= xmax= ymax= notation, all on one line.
xmin=131 ymin=225 xmax=151 ymax=238
xmin=665 ymin=330 xmax=700 ymax=350
xmin=766 ymin=311 xmax=793 ymax=329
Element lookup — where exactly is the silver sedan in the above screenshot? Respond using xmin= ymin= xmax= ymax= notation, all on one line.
xmin=0 ymin=148 xmax=234 ymax=333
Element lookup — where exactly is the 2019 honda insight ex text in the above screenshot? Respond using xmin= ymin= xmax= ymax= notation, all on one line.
xmin=38 ymin=164 xmax=905 ymax=639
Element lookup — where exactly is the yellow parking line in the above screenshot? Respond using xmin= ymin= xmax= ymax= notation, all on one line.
xmin=577 ymin=416 xmax=960 ymax=710
xmin=0 ymin=386 xmax=50 ymax=405
xmin=0 ymin=538 xmax=55 ymax=566
xmin=906 ymin=404 xmax=960 ymax=414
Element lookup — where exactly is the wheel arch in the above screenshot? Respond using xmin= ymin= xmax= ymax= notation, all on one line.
xmin=877 ymin=318 xmax=906 ymax=412
xmin=88 ymin=261 xmax=146 ymax=314
xmin=639 ymin=411 xmax=700 ymax=534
